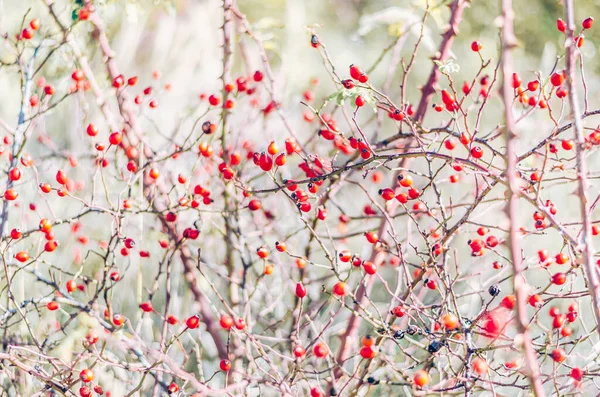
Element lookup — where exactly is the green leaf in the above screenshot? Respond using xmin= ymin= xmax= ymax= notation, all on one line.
xmin=435 ymin=59 xmax=460 ymax=74
xmin=336 ymin=91 xmax=351 ymax=106
xmin=324 ymin=89 xmax=356 ymax=107
xmin=325 ymin=91 xmax=341 ymax=103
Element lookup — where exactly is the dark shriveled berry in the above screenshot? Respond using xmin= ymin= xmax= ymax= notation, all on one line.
xmin=311 ymin=35 xmax=319 ymax=47
xmin=488 ymin=284 xmax=501 ymax=297
xmin=428 ymin=340 xmax=445 ymax=354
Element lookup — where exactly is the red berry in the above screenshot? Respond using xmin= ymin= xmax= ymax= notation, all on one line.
xmin=112 ymin=75 xmax=125 ymax=88
xmin=186 ymin=316 xmax=200 ymax=329
xmin=527 ymin=80 xmax=539 ymax=92
xmin=550 ymin=72 xmax=565 ymax=87
xmin=471 ymin=358 xmax=488 ymax=375
xmin=359 ymin=345 xmax=376 ymax=359
xmin=511 ymin=73 xmax=521 ymax=89
xmin=4 ymin=189 xmax=18 ymax=200
xmin=553 ymin=314 xmax=566 ymax=329
xmin=168 ymin=383 xmax=179 ymax=393
xmin=293 ymin=346 xmax=306 ymax=358
xmin=441 ymin=89 xmax=455 ymax=107
xmin=167 ymin=315 xmax=179 ymax=325
xmin=441 ymin=313 xmax=459 ymax=330
xmin=295 ymin=283 xmax=307 ymax=298
xmin=485 ymin=235 xmax=499 ymax=248
xmin=22 ymin=28 xmax=34 ymax=40
xmin=56 ymin=170 xmax=68 ymax=185
xmin=15 ymin=251 xmax=29 ymax=262
xmin=471 ymin=146 xmax=484 ymax=159
xmin=365 ymin=232 xmax=379 ymax=244
xmin=109 ymin=132 xmax=122 ymax=145
xmin=10 ymin=228 xmax=21 ymax=240
xmin=219 ymin=314 xmax=234 ymax=330
xmin=66 ymin=280 xmax=76 ymax=293
xmin=444 ymin=139 xmax=456 ymax=150
xmin=500 ymin=295 xmax=516 ymax=310
xmin=30 ymin=19 xmax=41 ymax=30
xmin=462 ymin=81 xmax=471 ymax=95
xmin=561 ymin=139 xmax=574 ymax=150
xmin=313 ymin=342 xmax=329 ymax=358
xmin=112 ymin=314 xmax=125 ymax=326
xmin=349 ymin=64 xmax=364 ymax=81
xmin=571 ymin=367 xmax=584 ymax=381
xmin=528 ymin=294 xmax=543 ymax=307
xmin=552 ymin=272 xmax=567 ymax=285
xmin=555 ymin=252 xmax=569 ymax=265
xmin=332 ymin=282 xmax=346 ymax=296
xmin=379 ymin=188 xmax=395 ymax=201
xmin=8 ymin=168 xmax=21 ymax=181
xmin=362 ymin=261 xmax=377 ymax=275
xmin=355 ymin=95 xmax=365 ymax=107
xmin=274 ymin=153 xmax=286 ymax=167
xmin=208 ymin=95 xmax=221 ymax=106
xmin=392 ymin=306 xmax=406 ymax=317
xmin=219 ymin=359 xmax=232 ymax=371
xmin=234 ymin=318 xmax=246 ymax=330
xmin=413 ymin=370 xmax=429 ymax=387
xmin=79 ymin=368 xmax=94 ymax=383
xmin=310 ymin=388 xmax=323 ymax=397
xmin=550 ymin=348 xmax=566 ymax=363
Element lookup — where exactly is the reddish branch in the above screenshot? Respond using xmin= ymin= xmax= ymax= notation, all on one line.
xmin=414 ymin=0 xmax=468 ymax=123
xmin=563 ymin=0 xmax=600 ymax=339
xmin=500 ymin=0 xmax=545 ymax=395
xmin=334 ymin=0 xmax=468 ymax=383
xmin=49 ymin=1 xmax=228 ymax=359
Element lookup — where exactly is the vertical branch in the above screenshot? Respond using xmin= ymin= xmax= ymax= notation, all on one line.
xmin=0 ymin=49 xmax=37 ymax=237
xmin=221 ymin=0 xmax=234 ymax=152
xmin=500 ymin=0 xmax=545 ymax=395
xmin=414 ymin=0 xmax=467 ymax=123
xmin=334 ymin=0 xmax=467 ymax=379
xmin=219 ymin=2 xmax=242 ymax=383
xmin=229 ymin=6 xmax=306 ymax=150
xmin=48 ymin=2 xmax=228 ymax=359
xmin=220 ymin=0 xmax=239 ymax=307
xmin=564 ymin=0 xmax=600 ymax=338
